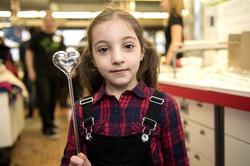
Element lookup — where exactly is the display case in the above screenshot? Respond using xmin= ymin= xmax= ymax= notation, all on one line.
xmin=158 ymin=41 xmax=250 ymax=166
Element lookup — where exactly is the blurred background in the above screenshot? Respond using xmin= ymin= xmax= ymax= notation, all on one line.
xmin=0 ymin=0 xmax=250 ymax=166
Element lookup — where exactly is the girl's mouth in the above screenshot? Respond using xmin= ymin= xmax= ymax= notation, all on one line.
xmin=111 ymin=69 xmax=127 ymax=74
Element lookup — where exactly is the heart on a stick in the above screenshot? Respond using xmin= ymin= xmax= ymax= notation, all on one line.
xmin=52 ymin=50 xmax=81 ymax=76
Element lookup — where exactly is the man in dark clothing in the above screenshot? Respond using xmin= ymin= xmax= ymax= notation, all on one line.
xmin=26 ymin=13 xmax=66 ymax=139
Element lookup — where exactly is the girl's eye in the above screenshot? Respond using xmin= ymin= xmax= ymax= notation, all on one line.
xmin=124 ymin=44 xmax=134 ymax=49
xmin=98 ymin=47 xmax=108 ymax=53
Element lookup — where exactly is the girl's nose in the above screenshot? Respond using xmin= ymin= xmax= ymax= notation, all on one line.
xmin=111 ymin=48 xmax=125 ymax=64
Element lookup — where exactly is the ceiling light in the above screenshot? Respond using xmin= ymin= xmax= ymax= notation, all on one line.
xmin=130 ymin=12 xmax=142 ymax=18
xmin=16 ymin=11 xmax=169 ymax=19
xmin=52 ymin=12 xmax=94 ymax=19
xmin=0 ymin=11 xmax=11 ymax=17
xmin=18 ymin=11 xmax=40 ymax=18
xmin=38 ymin=11 xmax=46 ymax=18
xmin=141 ymin=12 xmax=168 ymax=19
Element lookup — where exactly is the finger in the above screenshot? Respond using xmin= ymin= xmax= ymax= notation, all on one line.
xmin=77 ymin=153 xmax=87 ymax=160
xmin=71 ymin=155 xmax=84 ymax=165
xmin=77 ymin=153 xmax=92 ymax=166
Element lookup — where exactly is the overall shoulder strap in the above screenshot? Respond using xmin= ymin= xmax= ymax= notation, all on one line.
xmin=79 ymin=95 xmax=94 ymax=128
xmin=79 ymin=95 xmax=94 ymax=141
xmin=144 ymin=90 xmax=165 ymax=126
xmin=141 ymin=90 xmax=164 ymax=142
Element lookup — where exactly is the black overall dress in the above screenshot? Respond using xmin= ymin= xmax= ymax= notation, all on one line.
xmin=80 ymin=91 xmax=164 ymax=166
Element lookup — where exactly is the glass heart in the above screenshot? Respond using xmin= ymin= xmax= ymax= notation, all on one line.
xmin=52 ymin=50 xmax=81 ymax=76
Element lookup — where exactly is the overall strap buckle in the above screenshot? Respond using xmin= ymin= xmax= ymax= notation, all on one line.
xmin=80 ymin=96 xmax=94 ymax=141
xmin=80 ymin=97 xmax=93 ymax=105
xmin=142 ymin=117 xmax=157 ymax=142
xmin=82 ymin=117 xmax=94 ymax=141
xmin=149 ymin=96 xmax=164 ymax=105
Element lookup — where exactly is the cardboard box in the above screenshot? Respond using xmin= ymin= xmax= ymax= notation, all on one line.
xmin=228 ymin=34 xmax=241 ymax=68
xmin=240 ymin=31 xmax=250 ymax=70
xmin=228 ymin=31 xmax=250 ymax=70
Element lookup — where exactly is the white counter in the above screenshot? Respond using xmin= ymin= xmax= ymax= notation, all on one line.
xmin=157 ymin=72 xmax=250 ymax=112
xmin=158 ymin=73 xmax=250 ymax=98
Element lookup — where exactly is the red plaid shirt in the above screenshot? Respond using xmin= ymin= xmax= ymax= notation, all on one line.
xmin=61 ymin=81 xmax=189 ymax=166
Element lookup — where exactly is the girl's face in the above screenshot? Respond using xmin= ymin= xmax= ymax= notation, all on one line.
xmin=160 ymin=0 xmax=170 ymax=12
xmin=91 ymin=18 xmax=144 ymax=92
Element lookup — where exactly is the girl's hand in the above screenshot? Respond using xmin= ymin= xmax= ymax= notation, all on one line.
xmin=69 ymin=153 xmax=92 ymax=166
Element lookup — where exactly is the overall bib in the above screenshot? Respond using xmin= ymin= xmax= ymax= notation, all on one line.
xmin=80 ymin=91 xmax=164 ymax=166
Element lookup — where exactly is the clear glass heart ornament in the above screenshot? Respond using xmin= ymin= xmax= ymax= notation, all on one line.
xmin=52 ymin=50 xmax=81 ymax=76
xmin=52 ymin=50 xmax=81 ymax=154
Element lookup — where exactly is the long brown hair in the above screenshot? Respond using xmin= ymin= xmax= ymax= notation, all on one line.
xmin=169 ymin=0 xmax=184 ymax=17
xmin=80 ymin=7 xmax=159 ymax=94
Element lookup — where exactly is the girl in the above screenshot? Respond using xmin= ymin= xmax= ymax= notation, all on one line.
xmin=160 ymin=0 xmax=184 ymax=66
xmin=61 ymin=7 xmax=189 ymax=166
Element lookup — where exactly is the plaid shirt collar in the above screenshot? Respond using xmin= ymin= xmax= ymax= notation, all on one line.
xmin=93 ymin=80 xmax=150 ymax=104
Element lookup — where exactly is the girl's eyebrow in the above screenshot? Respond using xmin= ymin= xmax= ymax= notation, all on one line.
xmin=94 ymin=36 xmax=137 ymax=47
xmin=93 ymin=40 xmax=108 ymax=47
xmin=122 ymin=36 xmax=137 ymax=42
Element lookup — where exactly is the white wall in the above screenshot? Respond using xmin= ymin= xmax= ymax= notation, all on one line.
xmin=203 ymin=0 xmax=250 ymax=41
xmin=197 ymin=0 xmax=250 ymax=67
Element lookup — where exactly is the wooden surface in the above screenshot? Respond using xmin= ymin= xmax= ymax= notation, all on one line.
xmin=8 ymin=106 xmax=71 ymax=166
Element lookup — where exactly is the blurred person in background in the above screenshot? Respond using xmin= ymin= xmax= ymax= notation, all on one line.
xmin=0 ymin=37 xmax=18 ymax=77
xmin=19 ymin=27 xmax=38 ymax=118
xmin=160 ymin=0 xmax=184 ymax=67
xmin=25 ymin=12 xmax=66 ymax=139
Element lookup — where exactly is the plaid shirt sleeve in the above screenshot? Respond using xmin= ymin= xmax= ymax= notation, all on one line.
xmin=60 ymin=101 xmax=85 ymax=166
xmin=161 ymin=94 xmax=189 ymax=165
xmin=60 ymin=115 xmax=76 ymax=165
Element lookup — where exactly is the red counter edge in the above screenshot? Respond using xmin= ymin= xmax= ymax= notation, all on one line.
xmin=157 ymin=83 xmax=250 ymax=112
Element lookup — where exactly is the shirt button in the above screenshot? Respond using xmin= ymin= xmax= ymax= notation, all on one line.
xmin=115 ymin=110 xmax=120 ymax=114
